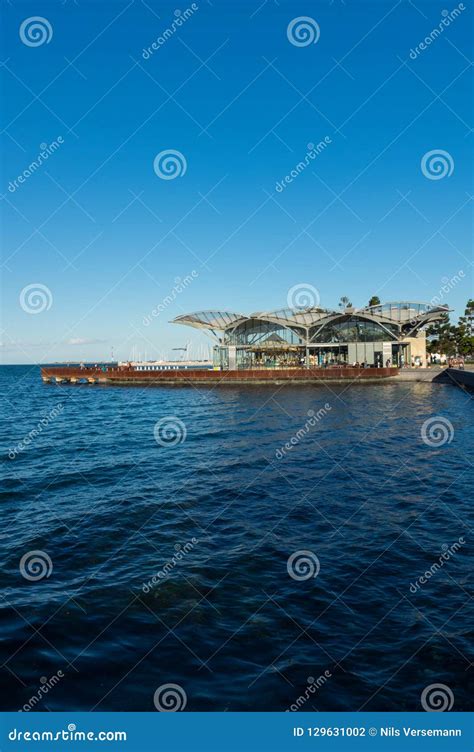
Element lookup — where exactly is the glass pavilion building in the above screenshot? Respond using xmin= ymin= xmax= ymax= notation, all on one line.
xmin=172 ymin=302 xmax=449 ymax=369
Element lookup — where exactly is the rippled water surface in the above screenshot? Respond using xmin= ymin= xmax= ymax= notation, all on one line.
xmin=1 ymin=365 xmax=472 ymax=712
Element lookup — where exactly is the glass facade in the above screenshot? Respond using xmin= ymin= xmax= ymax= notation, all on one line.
xmin=310 ymin=317 xmax=398 ymax=343
xmin=174 ymin=302 xmax=449 ymax=370
xmin=213 ymin=345 xmax=304 ymax=369
xmin=226 ymin=320 xmax=304 ymax=347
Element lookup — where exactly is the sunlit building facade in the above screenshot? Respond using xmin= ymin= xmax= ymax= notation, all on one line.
xmin=172 ymin=302 xmax=449 ymax=369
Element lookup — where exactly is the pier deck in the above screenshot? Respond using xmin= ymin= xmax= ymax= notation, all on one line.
xmin=41 ymin=366 xmax=398 ymax=386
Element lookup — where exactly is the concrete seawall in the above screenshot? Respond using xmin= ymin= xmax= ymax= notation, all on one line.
xmin=393 ymin=368 xmax=447 ymax=382
xmin=440 ymin=368 xmax=474 ymax=391
xmin=392 ymin=367 xmax=474 ymax=385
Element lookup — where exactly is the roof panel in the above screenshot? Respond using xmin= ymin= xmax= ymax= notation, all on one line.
xmin=361 ymin=302 xmax=450 ymax=323
xmin=173 ymin=303 xmax=451 ymax=332
xmin=171 ymin=310 xmax=246 ymax=331
xmin=253 ymin=307 xmax=335 ymax=327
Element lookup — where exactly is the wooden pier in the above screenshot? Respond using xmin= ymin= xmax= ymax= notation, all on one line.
xmin=40 ymin=365 xmax=399 ymax=386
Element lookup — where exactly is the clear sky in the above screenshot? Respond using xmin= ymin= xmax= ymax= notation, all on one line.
xmin=1 ymin=0 xmax=472 ymax=363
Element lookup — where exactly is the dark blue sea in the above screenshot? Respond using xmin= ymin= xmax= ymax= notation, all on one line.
xmin=1 ymin=365 xmax=472 ymax=712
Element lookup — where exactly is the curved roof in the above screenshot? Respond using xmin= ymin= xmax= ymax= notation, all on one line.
xmin=171 ymin=302 xmax=450 ymax=334
xmin=359 ymin=302 xmax=449 ymax=323
xmin=250 ymin=307 xmax=334 ymax=327
xmin=171 ymin=310 xmax=246 ymax=331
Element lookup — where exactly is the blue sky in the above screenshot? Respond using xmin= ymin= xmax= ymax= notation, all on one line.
xmin=1 ymin=0 xmax=472 ymax=363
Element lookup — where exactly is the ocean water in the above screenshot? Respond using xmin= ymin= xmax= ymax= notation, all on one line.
xmin=0 ymin=365 xmax=472 ymax=712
